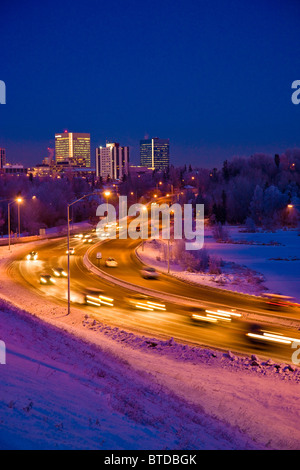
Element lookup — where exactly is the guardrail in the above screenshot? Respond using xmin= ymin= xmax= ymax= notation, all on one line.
xmin=0 ymin=222 xmax=93 ymax=247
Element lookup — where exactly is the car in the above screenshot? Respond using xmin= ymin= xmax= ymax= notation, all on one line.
xmin=125 ymin=293 xmax=150 ymax=303
xmin=26 ymin=251 xmax=38 ymax=261
xmin=140 ymin=267 xmax=159 ymax=279
xmin=83 ymin=237 xmax=93 ymax=243
xmin=52 ymin=267 xmax=67 ymax=278
xmin=261 ymin=293 xmax=295 ymax=312
xmin=244 ymin=323 xmax=300 ymax=348
xmin=66 ymin=248 xmax=75 ymax=255
xmin=39 ymin=274 xmax=56 ymax=285
xmin=105 ymin=257 xmax=118 ymax=267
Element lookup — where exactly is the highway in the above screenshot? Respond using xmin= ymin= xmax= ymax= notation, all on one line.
xmin=6 ymin=228 xmax=300 ymax=365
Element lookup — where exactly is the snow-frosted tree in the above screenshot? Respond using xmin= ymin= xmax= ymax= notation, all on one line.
xmin=250 ymin=185 xmax=264 ymax=225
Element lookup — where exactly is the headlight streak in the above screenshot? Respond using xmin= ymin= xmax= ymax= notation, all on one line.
xmin=204 ymin=309 xmax=243 ymax=322
xmin=86 ymin=295 xmax=101 ymax=307
xmin=206 ymin=313 xmax=231 ymax=322
xmin=131 ymin=300 xmax=166 ymax=312
xmin=99 ymin=295 xmax=114 ymax=306
xmin=135 ymin=303 xmax=154 ymax=311
xmin=191 ymin=308 xmax=242 ymax=324
xmin=246 ymin=333 xmax=291 ymax=344
xmin=85 ymin=294 xmax=114 ymax=307
xmin=263 ymin=332 xmax=300 ymax=343
xmin=192 ymin=314 xmax=218 ymax=323
xmin=217 ymin=309 xmax=241 ymax=317
xmin=147 ymin=301 xmax=166 ymax=311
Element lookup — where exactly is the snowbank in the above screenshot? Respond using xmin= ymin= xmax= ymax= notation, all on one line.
xmin=137 ymin=227 xmax=300 ymax=302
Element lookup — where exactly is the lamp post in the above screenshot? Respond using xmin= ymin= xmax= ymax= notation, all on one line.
xmin=8 ymin=198 xmax=23 ymax=250
xmin=142 ymin=206 xmax=147 ymax=251
xmin=16 ymin=197 xmax=22 ymax=238
xmin=104 ymin=191 xmax=111 ymax=221
xmin=66 ymin=192 xmax=99 ymax=316
xmin=8 ymin=201 xmax=14 ymax=251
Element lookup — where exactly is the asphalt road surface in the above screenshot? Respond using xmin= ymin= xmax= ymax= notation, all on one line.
xmin=7 ymin=229 xmax=300 ymax=365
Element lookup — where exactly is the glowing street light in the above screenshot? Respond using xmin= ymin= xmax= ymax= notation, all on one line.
xmin=66 ymin=192 xmax=99 ymax=315
xmin=16 ymin=197 xmax=23 ymax=238
xmin=104 ymin=190 xmax=111 ymax=220
xmin=7 ymin=197 xmax=23 ymax=250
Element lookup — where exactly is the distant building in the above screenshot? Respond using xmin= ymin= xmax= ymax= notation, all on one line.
xmin=129 ymin=165 xmax=154 ymax=177
xmin=29 ymin=164 xmax=52 ymax=178
xmin=140 ymin=137 xmax=169 ymax=171
xmin=55 ymin=131 xmax=91 ymax=167
xmin=0 ymin=148 xmax=6 ymax=169
xmin=3 ymin=164 xmax=27 ymax=175
xmin=29 ymin=161 xmax=96 ymax=180
xmin=95 ymin=142 xmax=129 ymax=180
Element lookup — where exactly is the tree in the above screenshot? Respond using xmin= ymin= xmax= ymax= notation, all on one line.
xmin=0 ymin=208 xmax=5 ymax=236
xmin=222 ymin=160 xmax=230 ymax=181
xmin=250 ymin=185 xmax=264 ymax=225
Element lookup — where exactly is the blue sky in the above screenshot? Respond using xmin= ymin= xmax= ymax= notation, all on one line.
xmin=0 ymin=0 xmax=300 ymax=168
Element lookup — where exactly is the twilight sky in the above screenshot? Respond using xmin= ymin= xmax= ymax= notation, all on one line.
xmin=0 ymin=0 xmax=299 ymax=169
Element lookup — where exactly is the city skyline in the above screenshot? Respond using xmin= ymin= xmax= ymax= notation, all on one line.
xmin=0 ymin=0 xmax=299 ymax=170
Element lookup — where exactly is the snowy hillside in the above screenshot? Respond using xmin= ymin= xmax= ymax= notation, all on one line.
xmin=0 ymin=298 xmax=299 ymax=450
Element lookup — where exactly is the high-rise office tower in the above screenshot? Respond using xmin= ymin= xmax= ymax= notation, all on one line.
xmin=96 ymin=142 xmax=129 ymax=180
xmin=55 ymin=131 xmax=91 ymax=167
xmin=140 ymin=137 xmax=169 ymax=171
xmin=0 ymin=148 xmax=6 ymax=168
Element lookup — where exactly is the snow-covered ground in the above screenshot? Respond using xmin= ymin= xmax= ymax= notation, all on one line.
xmin=206 ymin=227 xmax=300 ymax=302
xmin=0 ymin=242 xmax=300 ymax=450
xmin=137 ymin=226 xmax=300 ymax=303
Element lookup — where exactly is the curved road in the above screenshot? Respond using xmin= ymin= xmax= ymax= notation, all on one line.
xmin=6 ymin=230 xmax=300 ymax=364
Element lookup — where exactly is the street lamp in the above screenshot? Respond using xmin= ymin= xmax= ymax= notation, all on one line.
xmin=16 ymin=197 xmax=23 ymax=238
xmin=104 ymin=191 xmax=111 ymax=222
xmin=142 ymin=206 xmax=148 ymax=251
xmin=287 ymin=203 xmax=300 ymax=210
xmin=66 ymin=192 xmax=98 ymax=315
xmin=8 ymin=201 xmax=14 ymax=251
xmin=8 ymin=197 xmax=23 ymax=250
